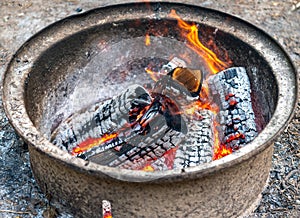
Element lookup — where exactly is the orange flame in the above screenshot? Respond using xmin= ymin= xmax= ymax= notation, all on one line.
xmin=72 ymin=133 xmax=118 ymax=155
xmin=184 ymin=82 xmax=218 ymax=116
xmin=169 ymin=9 xmax=231 ymax=74
xmin=213 ymin=133 xmax=245 ymax=160
xmin=213 ymin=144 xmax=233 ymax=160
xmin=168 ymin=10 xmax=235 ymax=159
xmin=145 ymin=68 xmax=160 ymax=82
xmin=145 ymin=33 xmax=151 ymax=46
xmin=103 ymin=214 xmax=113 ymax=218
xmin=212 ymin=119 xmax=232 ymax=160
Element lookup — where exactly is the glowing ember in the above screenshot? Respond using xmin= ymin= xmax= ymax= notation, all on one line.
xmin=212 ymin=120 xmax=223 ymax=160
xmin=169 ymin=9 xmax=231 ymax=74
xmin=141 ymin=147 xmax=178 ymax=171
xmin=142 ymin=165 xmax=155 ymax=172
xmin=145 ymin=33 xmax=151 ymax=46
xmin=103 ymin=212 xmax=113 ymax=218
xmin=184 ymin=82 xmax=219 ymax=116
xmin=145 ymin=68 xmax=161 ymax=82
xmin=158 ymin=147 xmax=178 ymax=169
xmin=72 ymin=133 xmax=118 ymax=155
xmin=213 ymin=144 xmax=233 ymax=160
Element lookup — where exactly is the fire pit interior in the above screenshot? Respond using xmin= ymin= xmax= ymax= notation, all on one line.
xmin=25 ymin=10 xmax=276 ymax=171
xmin=3 ymin=2 xmax=297 ymax=217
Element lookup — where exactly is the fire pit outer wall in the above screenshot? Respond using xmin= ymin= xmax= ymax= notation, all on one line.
xmin=2 ymin=2 xmax=298 ymax=217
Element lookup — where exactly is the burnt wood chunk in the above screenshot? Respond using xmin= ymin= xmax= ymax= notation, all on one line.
xmin=50 ymin=84 xmax=152 ymax=152
xmin=88 ymin=100 xmax=186 ymax=169
xmin=208 ymin=67 xmax=257 ymax=150
xmin=173 ymin=109 xmax=214 ymax=168
xmin=50 ymin=83 xmax=187 ymax=168
xmin=89 ymin=127 xmax=184 ymax=170
xmin=169 ymin=68 xmax=203 ymax=97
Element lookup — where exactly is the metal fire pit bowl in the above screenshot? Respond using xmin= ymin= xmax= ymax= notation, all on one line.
xmin=2 ymin=2 xmax=298 ymax=217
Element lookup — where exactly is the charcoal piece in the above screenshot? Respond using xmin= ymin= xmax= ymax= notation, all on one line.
xmin=173 ymin=109 xmax=214 ymax=169
xmin=50 ymin=84 xmax=152 ymax=153
xmin=208 ymin=67 xmax=257 ymax=150
xmin=87 ymin=97 xmax=186 ymax=168
xmin=51 ymin=80 xmax=187 ymax=169
xmin=89 ymin=124 xmax=185 ymax=170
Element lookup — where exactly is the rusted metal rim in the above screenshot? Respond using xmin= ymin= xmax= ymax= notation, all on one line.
xmin=2 ymin=2 xmax=298 ymax=182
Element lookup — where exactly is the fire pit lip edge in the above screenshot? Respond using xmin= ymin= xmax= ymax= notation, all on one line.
xmin=2 ymin=2 xmax=298 ymax=182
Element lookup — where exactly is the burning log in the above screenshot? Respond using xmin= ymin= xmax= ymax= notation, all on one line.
xmin=50 ymin=84 xmax=152 ymax=153
xmin=208 ymin=67 xmax=257 ymax=152
xmin=50 ymin=83 xmax=187 ymax=169
xmin=102 ymin=200 xmax=112 ymax=218
xmin=173 ymin=109 xmax=214 ymax=168
xmin=90 ymin=127 xmax=184 ymax=170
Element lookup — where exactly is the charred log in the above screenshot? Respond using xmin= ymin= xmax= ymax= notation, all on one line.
xmin=51 ymin=83 xmax=187 ymax=169
xmin=174 ymin=109 xmax=214 ymax=168
xmin=208 ymin=67 xmax=257 ymax=150
xmin=50 ymin=84 xmax=152 ymax=152
xmin=90 ymin=127 xmax=184 ymax=170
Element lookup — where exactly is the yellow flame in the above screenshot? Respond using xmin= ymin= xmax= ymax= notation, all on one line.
xmin=142 ymin=165 xmax=155 ymax=172
xmin=145 ymin=33 xmax=151 ymax=46
xmin=169 ymin=9 xmax=231 ymax=74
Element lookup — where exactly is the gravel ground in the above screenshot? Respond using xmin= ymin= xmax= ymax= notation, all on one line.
xmin=0 ymin=0 xmax=299 ymax=217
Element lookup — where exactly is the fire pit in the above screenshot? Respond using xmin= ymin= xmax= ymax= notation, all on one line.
xmin=2 ymin=2 xmax=297 ymax=217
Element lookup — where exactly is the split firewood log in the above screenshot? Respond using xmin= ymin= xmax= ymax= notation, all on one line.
xmin=173 ymin=109 xmax=214 ymax=168
xmin=50 ymin=84 xmax=187 ymax=169
xmin=208 ymin=67 xmax=257 ymax=151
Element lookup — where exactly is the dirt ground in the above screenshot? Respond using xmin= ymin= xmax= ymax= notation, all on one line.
xmin=0 ymin=0 xmax=299 ymax=217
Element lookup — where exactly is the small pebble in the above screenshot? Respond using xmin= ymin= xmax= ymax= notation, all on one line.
xmin=75 ymin=7 xmax=82 ymax=13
